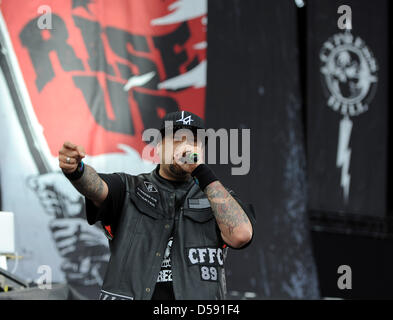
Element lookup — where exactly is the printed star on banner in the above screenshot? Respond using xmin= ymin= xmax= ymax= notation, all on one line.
xmin=72 ymin=0 xmax=93 ymax=13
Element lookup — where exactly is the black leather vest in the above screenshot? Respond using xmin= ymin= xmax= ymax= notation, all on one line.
xmin=98 ymin=167 xmax=228 ymax=300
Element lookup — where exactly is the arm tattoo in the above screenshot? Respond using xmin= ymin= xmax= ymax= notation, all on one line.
xmin=70 ymin=164 xmax=105 ymax=202
xmin=205 ymin=181 xmax=250 ymax=235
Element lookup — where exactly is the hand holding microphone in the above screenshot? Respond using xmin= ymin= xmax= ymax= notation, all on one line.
xmin=174 ymin=143 xmax=219 ymax=191
xmin=173 ymin=143 xmax=203 ymax=173
xmin=182 ymin=151 xmax=200 ymax=164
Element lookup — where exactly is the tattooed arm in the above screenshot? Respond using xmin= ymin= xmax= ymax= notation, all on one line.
xmin=59 ymin=141 xmax=108 ymax=207
xmin=70 ymin=164 xmax=109 ymax=207
xmin=205 ymin=181 xmax=253 ymax=249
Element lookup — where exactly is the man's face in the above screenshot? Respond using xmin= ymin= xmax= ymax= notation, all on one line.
xmin=158 ymin=128 xmax=204 ymax=178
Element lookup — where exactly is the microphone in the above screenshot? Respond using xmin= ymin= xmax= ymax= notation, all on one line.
xmin=181 ymin=152 xmax=199 ymax=164
xmin=188 ymin=152 xmax=199 ymax=163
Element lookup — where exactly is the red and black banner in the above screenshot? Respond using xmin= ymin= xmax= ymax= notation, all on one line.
xmin=1 ymin=0 xmax=206 ymax=161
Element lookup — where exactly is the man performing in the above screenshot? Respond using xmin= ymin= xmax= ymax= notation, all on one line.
xmin=58 ymin=111 xmax=255 ymax=300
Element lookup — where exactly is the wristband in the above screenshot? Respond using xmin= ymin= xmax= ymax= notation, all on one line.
xmin=191 ymin=164 xmax=218 ymax=191
xmin=63 ymin=161 xmax=85 ymax=181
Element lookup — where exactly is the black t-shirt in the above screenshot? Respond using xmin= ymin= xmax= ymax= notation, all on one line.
xmin=151 ymin=232 xmax=175 ymax=300
xmin=150 ymin=178 xmax=191 ymax=300
xmin=85 ymin=173 xmax=125 ymax=231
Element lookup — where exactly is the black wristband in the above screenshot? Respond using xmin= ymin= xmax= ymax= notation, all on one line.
xmin=63 ymin=161 xmax=85 ymax=181
xmin=191 ymin=164 xmax=218 ymax=191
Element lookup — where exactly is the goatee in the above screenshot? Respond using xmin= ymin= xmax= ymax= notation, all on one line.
xmin=169 ymin=164 xmax=188 ymax=178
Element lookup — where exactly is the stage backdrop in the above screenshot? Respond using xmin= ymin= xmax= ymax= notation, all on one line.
xmin=307 ymin=0 xmax=388 ymax=217
xmin=0 ymin=0 xmax=206 ymax=298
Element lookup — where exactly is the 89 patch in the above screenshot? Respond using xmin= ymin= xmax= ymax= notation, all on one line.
xmin=186 ymin=247 xmax=224 ymax=282
xmin=199 ymin=265 xmax=218 ymax=282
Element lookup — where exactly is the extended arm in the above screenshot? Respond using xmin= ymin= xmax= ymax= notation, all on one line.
xmin=59 ymin=141 xmax=108 ymax=207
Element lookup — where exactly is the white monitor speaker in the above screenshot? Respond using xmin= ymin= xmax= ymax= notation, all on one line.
xmin=0 ymin=211 xmax=15 ymax=254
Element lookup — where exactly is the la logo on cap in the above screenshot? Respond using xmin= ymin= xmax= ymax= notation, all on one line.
xmin=176 ymin=111 xmax=194 ymax=125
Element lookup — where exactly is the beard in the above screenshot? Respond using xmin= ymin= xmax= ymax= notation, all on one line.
xmin=165 ymin=163 xmax=190 ymax=181
xmin=169 ymin=163 xmax=187 ymax=176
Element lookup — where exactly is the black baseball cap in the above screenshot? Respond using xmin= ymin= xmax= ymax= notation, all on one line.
xmin=159 ymin=110 xmax=205 ymax=133
xmin=157 ymin=110 xmax=207 ymax=144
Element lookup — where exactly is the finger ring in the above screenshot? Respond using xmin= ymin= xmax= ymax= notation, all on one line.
xmin=66 ymin=157 xmax=70 ymax=164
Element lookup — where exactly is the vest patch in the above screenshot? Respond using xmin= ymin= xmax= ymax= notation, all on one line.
xmin=188 ymin=198 xmax=211 ymax=209
xmin=186 ymin=247 xmax=224 ymax=266
xmin=99 ymin=289 xmax=134 ymax=300
xmin=144 ymin=181 xmax=158 ymax=193
xmin=199 ymin=265 xmax=219 ymax=282
xmin=136 ymin=186 xmax=158 ymax=208
xmin=186 ymin=247 xmax=223 ymax=282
